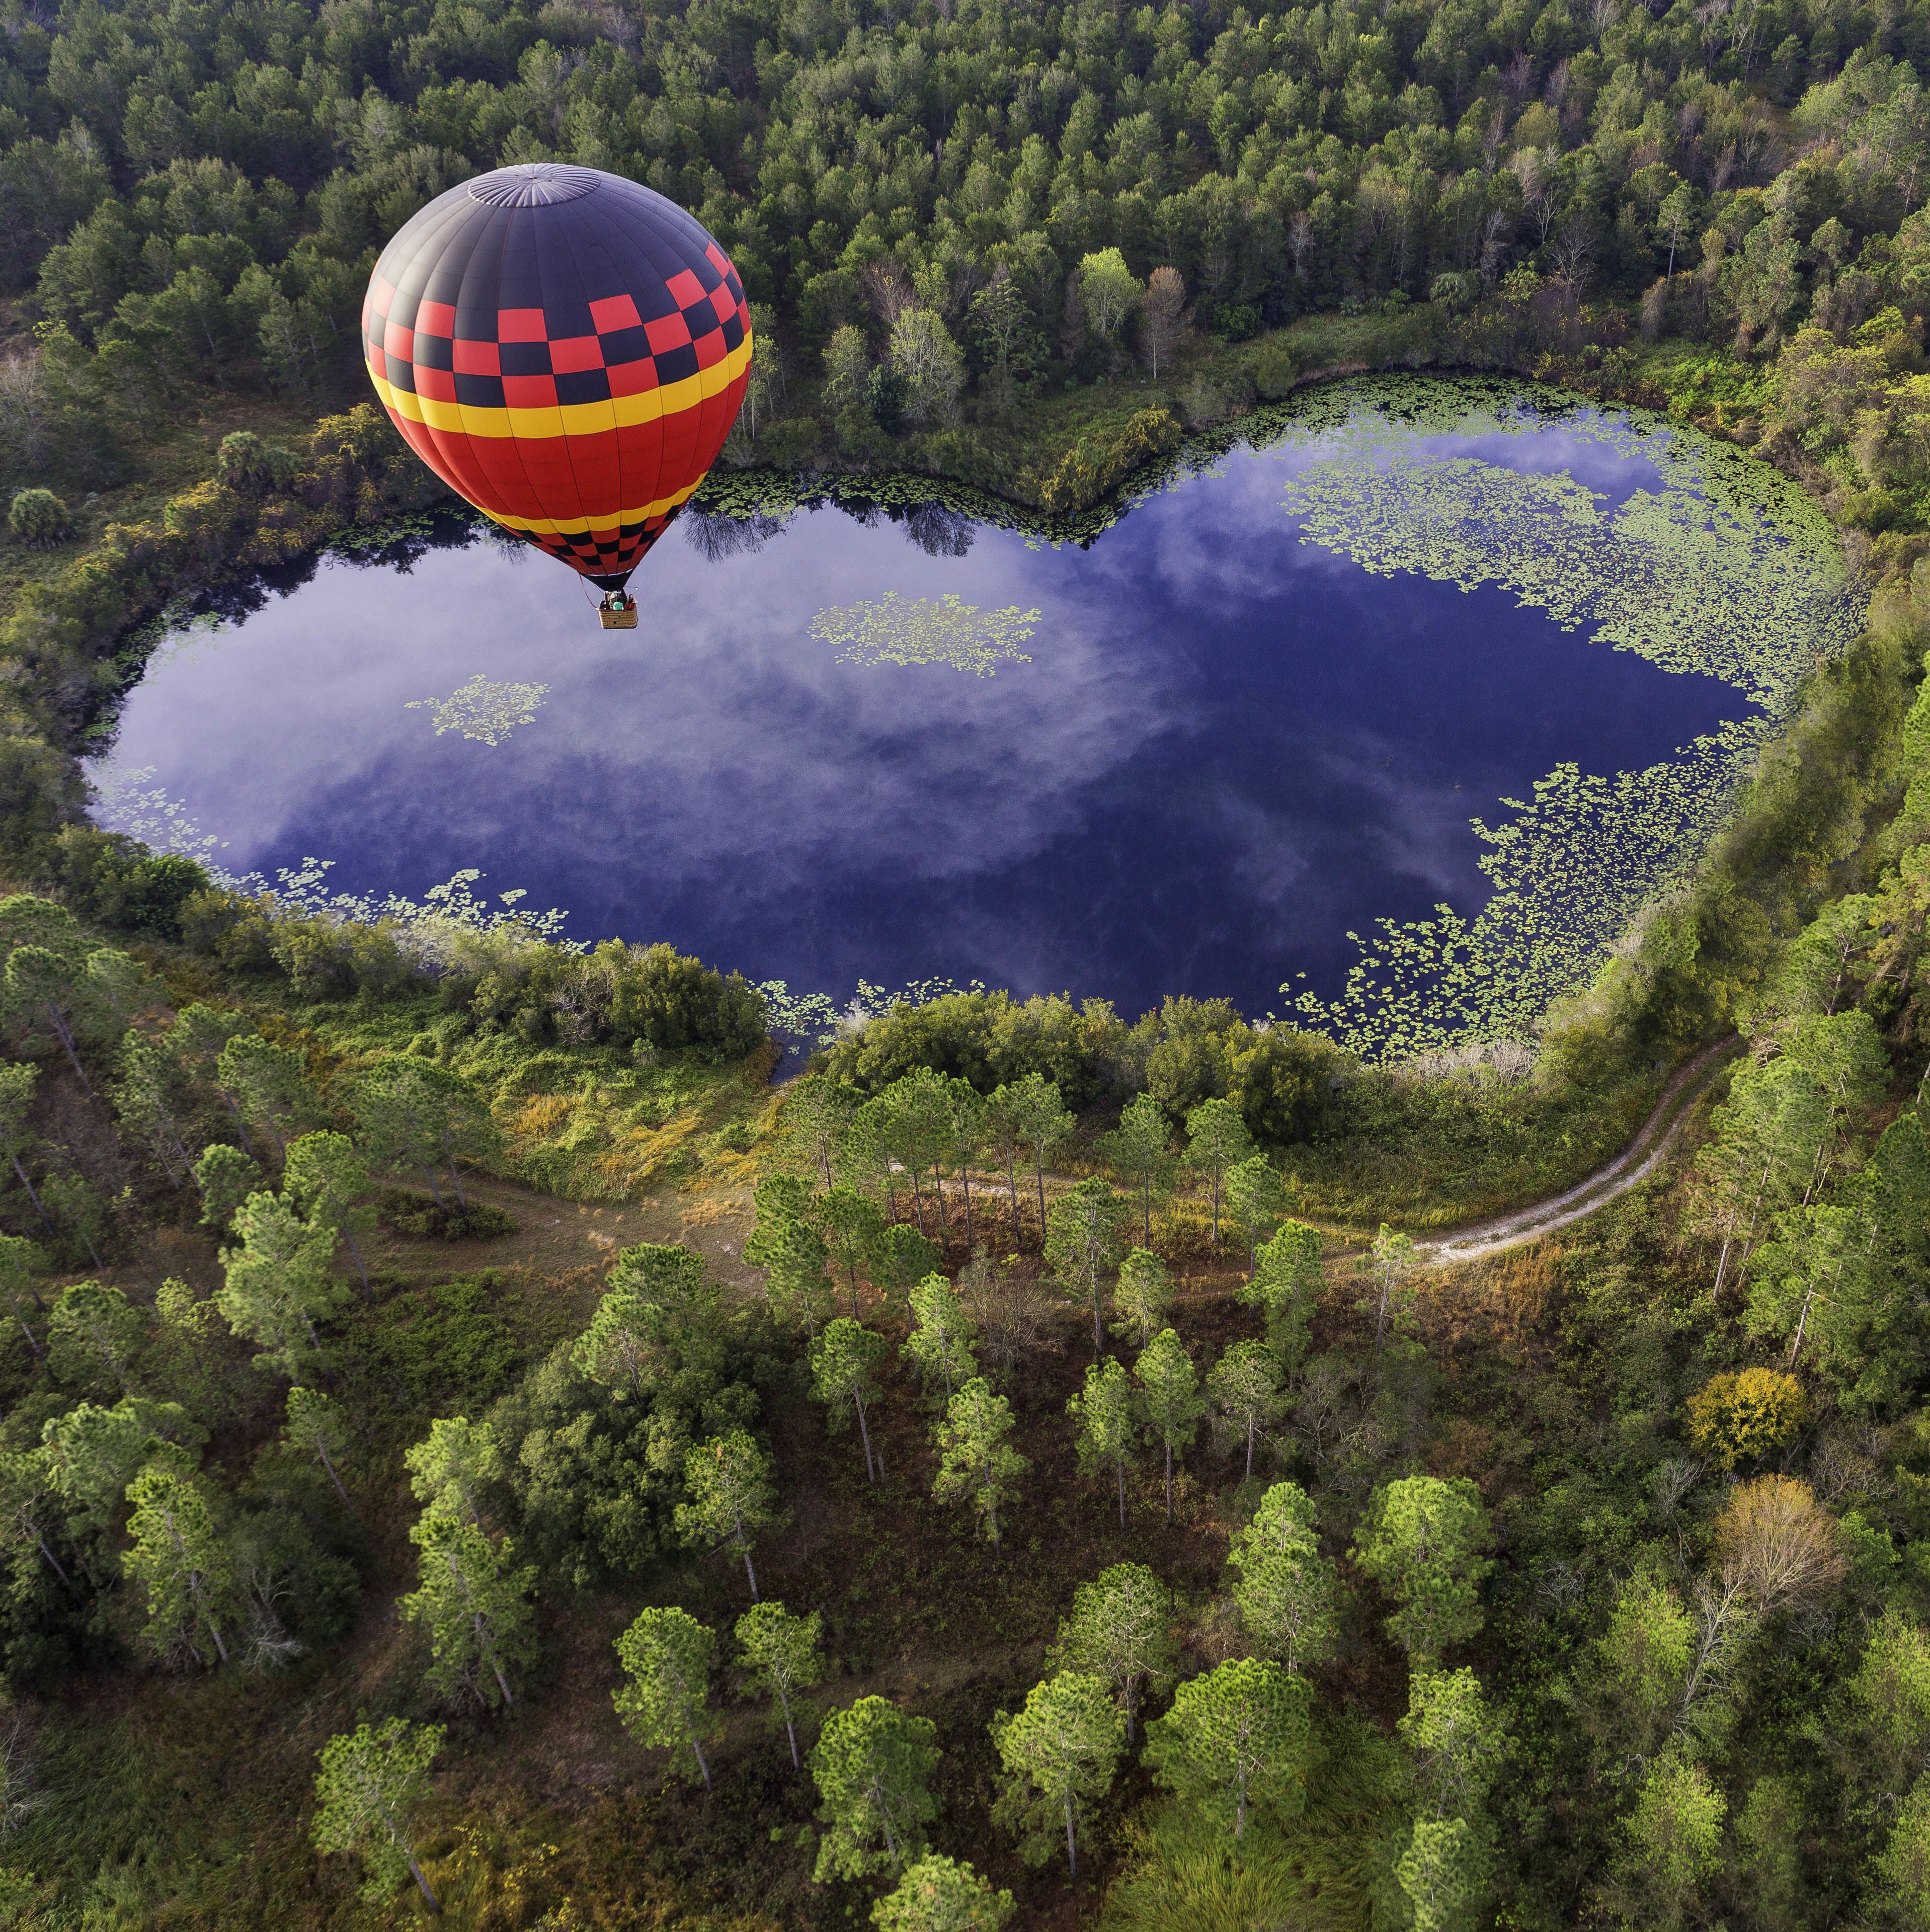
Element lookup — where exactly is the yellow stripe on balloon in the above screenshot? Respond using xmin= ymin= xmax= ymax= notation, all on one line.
xmin=369 ymin=336 xmax=752 ymax=440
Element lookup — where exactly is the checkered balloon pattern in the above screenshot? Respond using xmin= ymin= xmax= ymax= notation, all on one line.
xmin=362 ymin=164 xmax=753 ymax=589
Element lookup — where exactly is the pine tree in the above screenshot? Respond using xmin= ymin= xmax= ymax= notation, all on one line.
xmin=821 ymin=1183 xmax=886 ymax=1318
xmin=1208 ymin=1340 xmax=1286 ymax=1482
xmin=809 ymin=1317 xmax=891 ymax=1482
xmin=572 ymin=1284 xmax=665 ymax=1399
xmin=283 ymin=1132 xmax=377 ymax=1300
xmin=1068 ymin=1357 xmax=1136 ymax=1531
xmin=745 ymin=1173 xmax=836 ymax=1333
xmin=1184 ymin=1099 xmax=1254 ymax=1246
xmin=1227 ymin=1482 xmax=1340 ymax=1672
xmin=872 ymin=1855 xmax=1014 ymax=1932
xmin=736 ymin=1599 xmax=825 ymax=1768
xmin=990 ymin=1670 xmax=1124 ymax=1875
xmin=354 ymin=1058 xmax=499 ymax=1210
xmin=404 ymin=1415 xmax=501 ymax=1525
xmin=675 ymin=1430 xmax=781 ymax=1601
xmin=218 ymin=1189 xmax=343 ymax=1379
xmin=215 ymin=1033 xmax=319 ymax=1159
xmin=401 ymin=1510 xmax=536 ymax=1709
xmin=124 ymin=1464 xmax=233 ymax=1667
xmin=46 ymin=1278 xmax=144 ymax=1391
xmin=905 ymin=1274 xmax=978 ymax=1401
xmin=1135 ymin=1328 xmax=1204 ymax=1526
xmin=1240 ymin=1221 xmax=1322 ymax=1369
xmin=1051 ymin=1562 xmax=1175 ymax=1745
xmin=614 ymin=1604 xmax=718 ymax=1788
xmin=932 ymin=1378 xmax=1029 ymax=1547
xmin=810 ymin=1695 xmax=941 ymax=1881
xmin=1229 ymin=1151 xmax=1291 ymax=1275
xmin=1357 ymin=1224 xmax=1420 ymax=1358
xmin=1111 ymin=1247 xmax=1172 ymax=1349
xmin=0 ymin=1235 xmax=45 ymax=1361
xmin=311 ymin=1719 xmax=445 ymax=1911
xmin=1143 ymin=1657 xmax=1314 ymax=1838
xmin=284 ymin=1386 xmax=358 ymax=1511
xmin=998 ymin=1074 xmax=1073 ymax=1246
xmin=193 ymin=1143 xmax=261 ymax=1234
xmin=1352 ymin=1476 xmax=1494 ymax=1663
xmin=1045 ymin=1178 xmax=1129 ymax=1356
xmin=1099 ymin=1094 xmax=1174 ymax=1248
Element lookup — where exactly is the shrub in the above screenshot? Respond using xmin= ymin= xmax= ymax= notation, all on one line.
xmin=1685 ymin=1368 xmax=1809 ymax=1469
xmin=1036 ymin=409 xmax=1182 ymax=513
xmin=214 ymin=430 xmax=298 ymax=495
xmin=1227 ymin=1025 xmax=1342 ymax=1145
xmin=9 ymin=489 xmax=73 ymax=546
xmin=39 ymin=826 xmax=208 ymax=938
xmin=376 ymin=1188 xmax=517 ymax=1243
xmin=1251 ymin=338 xmax=1301 ymax=398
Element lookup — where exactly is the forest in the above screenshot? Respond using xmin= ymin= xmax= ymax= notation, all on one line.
xmin=7 ymin=0 xmax=1930 ymax=1922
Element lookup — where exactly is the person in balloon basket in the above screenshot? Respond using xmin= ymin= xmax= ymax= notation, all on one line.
xmin=601 ymin=590 xmax=631 ymax=614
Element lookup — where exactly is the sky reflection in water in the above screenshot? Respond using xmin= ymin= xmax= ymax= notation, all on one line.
xmin=97 ymin=423 xmax=1753 ymax=1022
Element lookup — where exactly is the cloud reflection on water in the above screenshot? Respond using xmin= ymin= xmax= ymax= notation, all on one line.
xmin=95 ymin=431 xmax=1754 ymax=1020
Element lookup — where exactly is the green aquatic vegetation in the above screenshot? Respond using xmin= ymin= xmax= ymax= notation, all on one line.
xmin=811 ymin=591 xmax=1040 ymax=676
xmin=1273 ymin=384 xmax=1856 ymax=709
xmin=1247 ymin=377 xmax=1863 ymax=1059
xmin=406 ymin=674 xmax=551 ymax=746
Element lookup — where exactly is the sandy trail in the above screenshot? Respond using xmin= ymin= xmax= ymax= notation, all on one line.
xmin=1419 ymin=1035 xmax=1744 ymax=1263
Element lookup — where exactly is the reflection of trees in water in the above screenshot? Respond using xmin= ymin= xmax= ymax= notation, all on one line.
xmin=682 ymin=507 xmax=789 ymax=561
xmin=477 ymin=519 xmax=530 ymax=563
xmin=901 ymin=502 xmax=974 ymax=556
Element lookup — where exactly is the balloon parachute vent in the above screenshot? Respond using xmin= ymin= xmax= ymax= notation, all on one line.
xmin=466 ymin=164 xmax=601 ymax=207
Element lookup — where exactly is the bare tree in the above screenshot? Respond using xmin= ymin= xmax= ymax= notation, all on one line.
xmin=1141 ymin=267 xmax=1190 ymax=377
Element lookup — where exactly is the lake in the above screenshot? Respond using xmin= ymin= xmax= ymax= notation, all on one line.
xmin=91 ymin=377 xmax=1858 ymax=1057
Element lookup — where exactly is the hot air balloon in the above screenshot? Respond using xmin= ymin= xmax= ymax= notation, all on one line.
xmin=361 ymin=163 xmax=753 ymax=625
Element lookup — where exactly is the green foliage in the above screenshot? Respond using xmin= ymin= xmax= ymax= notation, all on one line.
xmin=1112 ymin=1248 xmax=1172 ymax=1351
xmin=8 ymin=491 xmax=72 ymax=548
xmin=614 ymin=1605 xmax=718 ymax=1789
xmin=810 ymin=1696 xmax=940 ymax=1883
xmin=216 ymin=1190 xmax=340 ymax=1381
xmin=311 ymin=1720 xmax=445 ymax=1911
xmin=491 ymin=1305 xmax=759 ymax=1592
xmin=931 ymin=1378 xmax=1028 ymax=1547
xmin=989 ymin=1671 xmax=1124 ymax=1874
xmin=1351 ymin=1477 xmax=1494 ymax=1663
xmin=369 ymin=1273 xmax=520 ymax=1406
xmin=1143 ymin=1658 xmax=1315 ymax=1839
xmin=1683 ymin=1367 xmax=1810 ymax=1468
xmin=1616 ymin=1750 xmax=1726 ymax=1925
xmin=871 ymin=1855 xmax=1013 ymax=1932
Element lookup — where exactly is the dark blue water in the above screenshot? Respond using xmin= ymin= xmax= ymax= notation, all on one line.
xmin=94 ymin=417 xmax=1754 ymax=1021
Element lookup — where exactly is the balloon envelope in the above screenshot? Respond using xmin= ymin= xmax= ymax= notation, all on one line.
xmin=362 ymin=163 xmax=752 ymax=589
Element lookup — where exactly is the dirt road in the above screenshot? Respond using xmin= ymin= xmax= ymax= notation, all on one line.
xmin=1420 ymin=1035 xmax=1745 ymax=1263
